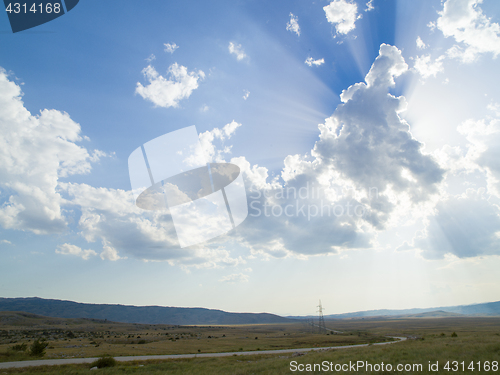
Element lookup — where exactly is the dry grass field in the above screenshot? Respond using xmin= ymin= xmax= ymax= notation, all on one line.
xmin=0 ymin=312 xmax=499 ymax=374
xmin=0 ymin=312 xmax=389 ymax=361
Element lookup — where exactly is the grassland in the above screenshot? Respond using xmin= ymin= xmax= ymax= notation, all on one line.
xmin=0 ymin=313 xmax=499 ymax=374
xmin=0 ymin=312 xmax=389 ymax=361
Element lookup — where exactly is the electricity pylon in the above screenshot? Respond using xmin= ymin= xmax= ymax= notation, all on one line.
xmin=317 ymin=300 xmax=326 ymax=334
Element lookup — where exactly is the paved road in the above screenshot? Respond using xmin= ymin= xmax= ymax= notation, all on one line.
xmin=0 ymin=337 xmax=407 ymax=369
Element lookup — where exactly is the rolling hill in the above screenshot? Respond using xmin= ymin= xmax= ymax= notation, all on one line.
xmin=0 ymin=297 xmax=293 ymax=325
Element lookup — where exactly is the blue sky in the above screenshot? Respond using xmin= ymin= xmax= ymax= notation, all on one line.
xmin=1 ymin=0 xmax=500 ymax=316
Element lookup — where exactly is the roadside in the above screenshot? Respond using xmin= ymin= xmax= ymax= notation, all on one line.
xmin=0 ymin=337 xmax=406 ymax=369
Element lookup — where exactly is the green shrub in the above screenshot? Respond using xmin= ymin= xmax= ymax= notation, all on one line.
xmin=451 ymin=332 xmax=458 ymax=337
xmin=138 ymin=339 xmax=146 ymax=344
xmin=29 ymin=339 xmax=48 ymax=357
xmin=11 ymin=343 xmax=27 ymax=352
xmin=90 ymin=355 xmax=117 ymax=368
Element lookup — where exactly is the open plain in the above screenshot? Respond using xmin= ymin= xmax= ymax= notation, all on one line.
xmin=0 ymin=312 xmax=499 ymax=373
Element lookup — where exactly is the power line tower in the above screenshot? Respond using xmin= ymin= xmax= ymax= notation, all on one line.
xmin=317 ymin=300 xmax=326 ymax=334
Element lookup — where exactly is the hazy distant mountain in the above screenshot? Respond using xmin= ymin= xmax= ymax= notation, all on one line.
xmin=287 ymin=301 xmax=500 ymax=319
xmin=0 ymin=297 xmax=293 ymax=325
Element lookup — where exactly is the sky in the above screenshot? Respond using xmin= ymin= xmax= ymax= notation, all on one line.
xmin=1 ymin=0 xmax=500 ymax=316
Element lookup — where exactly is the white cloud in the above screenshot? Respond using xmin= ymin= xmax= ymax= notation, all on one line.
xmin=228 ymin=42 xmax=247 ymax=61
xmin=164 ymin=43 xmax=179 ymax=54
xmin=416 ymin=36 xmax=427 ymax=49
xmin=198 ymin=121 xmax=242 ymax=163
xmin=457 ymin=114 xmax=500 ymax=197
xmin=146 ymin=54 xmax=156 ymax=62
xmin=243 ymin=90 xmax=250 ymax=100
xmin=135 ymin=63 xmax=205 ymax=108
xmin=213 ymin=45 xmax=445 ymax=259
xmin=313 ymin=45 xmax=443 ymax=221
xmin=286 ymin=13 xmax=301 ymax=36
xmin=437 ymin=0 xmax=500 ymax=62
xmin=100 ymin=240 xmax=124 ymax=261
xmin=362 ymin=44 xmax=409 ymax=89
xmin=219 ymin=273 xmax=249 ymax=283
xmin=487 ymin=102 xmax=500 ymax=117
xmin=414 ymin=189 xmax=500 ymax=259
xmin=56 ymin=243 xmax=97 ymax=260
xmin=63 ymin=181 xmax=245 ymax=266
xmin=305 ymin=57 xmax=325 ymax=67
xmin=365 ymin=0 xmax=374 ymax=12
xmin=0 ymin=240 xmax=12 ymax=245
xmin=0 ymin=68 xmax=105 ymax=235
xmin=0 ymin=69 xmax=247 ymax=267
xmin=414 ymin=54 xmax=445 ymax=79
xmin=323 ymin=0 xmax=360 ymax=36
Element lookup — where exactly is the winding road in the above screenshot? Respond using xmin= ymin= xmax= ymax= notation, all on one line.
xmin=0 ymin=337 xmax=407 ymax=369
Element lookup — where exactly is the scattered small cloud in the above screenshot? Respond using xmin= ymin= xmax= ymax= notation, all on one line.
xmin=323 ymin=0 xmax=360 ymax=36
xmin=200 ymin=104 xmax=209 ymax=112
xmin=0 ymin=240 xmax=12 ymax=245
xmin=146 ymin=54 xmax=156 ymax=62
xmin=228 ymin=42 xmax=247 ymax=61
xmin=286 ymin=13 xmax=301 ymax=36
xmin=56 ymin=243 xmax=97 ymax=260
xmin=219 ymin=273 xmax=250 ymax=283
xmin=365 ymin=0 xmax=374 ymax=12
xmin=487 ymin=102 xmax=500 ymax=117
xmin=136 ymin=63 xmax=205 ymax=108
xmin=164 ymin=43 xmax=179 ymax=54
xmin=416 ymin=36 xmax=427 ymax=49
xmin=243 ymin=90 xmax=250 ymax=100
xmin=305 ymin=57 xmax=325 ymax=67
xmin=414 ymin=54 xmax=445 ymax=79
xmin=198 ymin=120 xmax=242 ymax=162
xmin=437 ymin=0 xmax=500 ymax=62
xmin=100 ymin=241 xmax=125 ymax=261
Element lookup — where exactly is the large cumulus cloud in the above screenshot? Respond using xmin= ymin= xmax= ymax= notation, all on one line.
xmin=0 ymin=69 xmax=105 ymax=234
xmin=223 ymin=44 xmax=445 ymax=257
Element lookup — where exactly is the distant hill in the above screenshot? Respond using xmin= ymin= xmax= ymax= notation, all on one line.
xmin=0 ymin=311 xmax=108 ymax=327
xmin=0 ymin=297 xmax=293 ymax=325
xmin=401 ymin=310 xmax=464 ymax=318
xmin=287 ymin=301 xmax=500 ymax=319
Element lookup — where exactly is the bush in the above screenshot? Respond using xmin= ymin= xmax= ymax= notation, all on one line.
xmin=11 ymin=343 xmax=27 ymax=352
xmin=451 ymin=332 xmax=458 ymax=337
xmin=29 ymin=339 xmax=48 ymax=357
xmin=90 ymin=355 xmax=117 ymax=368
xmin=138 ymin=339 xmax=146 ymax=344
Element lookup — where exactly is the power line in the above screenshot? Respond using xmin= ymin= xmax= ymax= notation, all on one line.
xmin=317 ymin=300 xmax=326 ymax=334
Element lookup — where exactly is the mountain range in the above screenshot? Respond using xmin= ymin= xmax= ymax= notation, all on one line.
xmin=287 ymin=301 xmax=500 ymax=319
xmin=0 ymin=297 xmax=292 ymax=325
xmin=1 ymin=297 xmax=499 ymax=325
